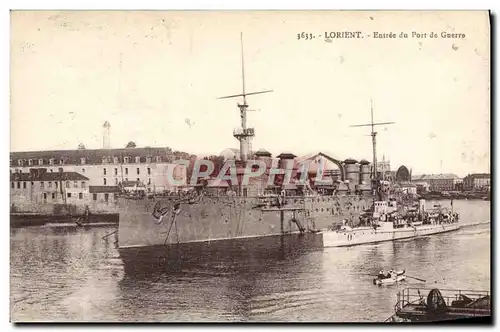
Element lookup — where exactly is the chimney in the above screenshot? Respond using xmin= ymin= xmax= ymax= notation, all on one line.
xmin=103 ymin=121 xmax=111 ymax=149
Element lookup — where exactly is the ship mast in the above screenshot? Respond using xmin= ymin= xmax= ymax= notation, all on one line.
xmin=350 ymin=99 xmax=395 ymax=200
xmin=218 ymin=33 xmax=273 ymax=162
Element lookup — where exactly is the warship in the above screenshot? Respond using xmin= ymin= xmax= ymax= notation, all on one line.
xmin=321 ymin=102 xmax=461 ymax=248
xmin=116 ymin=34 xmax=377 ymax=268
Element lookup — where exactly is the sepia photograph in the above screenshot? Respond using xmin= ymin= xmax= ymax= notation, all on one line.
xmin=9 ymin=10 xmax=491 ymax=323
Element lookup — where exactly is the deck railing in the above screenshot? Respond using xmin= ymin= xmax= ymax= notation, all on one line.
xmin=395 ymin=287 xmax=490 ymax=315
xmin=385 ymin=288 xmax=491 ymax=322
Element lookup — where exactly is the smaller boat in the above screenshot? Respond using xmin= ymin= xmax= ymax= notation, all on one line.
xmin=373 ymin=269 xmax=406 ymax=286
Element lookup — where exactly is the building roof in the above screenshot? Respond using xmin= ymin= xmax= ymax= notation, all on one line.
xmin=10 ymin=170 xmax=89 ymax=182
xmin=89 ymin=185 xmax=120 ymax=193
xmin=412 ymin=173 xmax=461 ymax=181
xmin=9 ymin=147 xmax=192 ymax=166
xmin=465 ymin=173 xmax=490 ymax=179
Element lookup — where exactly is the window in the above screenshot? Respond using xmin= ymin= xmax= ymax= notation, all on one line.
xmin=38 ymin=159 xmax=43 ymax=166
xmin=31 ymin=181 xmax=34 ymax=187
xmin=66 ymin=181 xmax=70 ymax=188
xmin=125 ymin=178 xmax=128 ymax=182
xmin=11 ymin=182 xmax=14 ymax=189
xmin=17 ymin=182 xmax=20 ymax=189
xmin=80 ymin=157 xmax=86 ymax=165
xmin=103 ymin=168 xmax=107 ymax=175
xmin=135 ymin=156 xmax=141 ymax=163
xmin=113 ymin=157 xmax=119 ymax=164
xmin=18 ymin=160 xmax=23 ymax=166
xmin=49 ymin=158 xmax=55 ymax=165
xmin=124 ymin=157 xmax=130 ymax=163
xmin=40 ymin=182 xmax=44 ymax=189
xmin=67 ymin=193 xmax=72 ymax=198
xmin=52 ymin=193 xmax=56 ymax=200
xmin=28 ymin=159 xmax=33 ymax=166
xmin=137 ymin=168 xmax=140 ymax=175
xmin=93 ymin=193 xmax=97 ymax=201
xmin=78 ymin=193 xmax=83 ymax=200
xmin=82 ymin=168 xmax=85 ymax=173
xmin=125 ymin=168 xmax=128 ymax=175
xmin=148 ymin=178 xmax=151 ymax=185
xmin=48 ymin=181 xmax=52 ymax=188
xmin=58 ymin=167 xmax=63 ymax=173
xmin=104 ymin=193 xmax=109 ymax=202
xmin=146 ymin=156 xmax=152 ymax=163
xmin=81 ymin=181 xmax=86 ymax=188
xmin=114 ymin=168 xmax=118 ymax=176
xmin=137 ymin=178 xmax=140 ymax=182
xmin=156 ymin=156 xmax=163 ymax=163
xmin=55 ymin=182 xmax=58 ymax=189
xmin=73 ymin=181 xmax=78 ymax=188
xmin=23 ymin=182 xmax=26 ymax=189
xmin=43 ymin=193 xmax=47 ymax=202
xmin=59 ymin=159 xmax=65 ymax=165
xmin=104 ymin=178 xmax=107 ymax=185
xmin=147 ymin=167 xmax=151 ymax=175
xmin=102 ymin=156 xmax=108 ymax=164
xmin=115 ymin=178 xmax=118 ymax=185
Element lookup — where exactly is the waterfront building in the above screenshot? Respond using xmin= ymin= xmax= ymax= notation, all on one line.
xmin=10 ymin=147 xmax=188 ymax=195
xmin=463 ymin=173 xmax=490 ymax=192
xmin=10 ymin=168 xmax=90 ymax=213
xmin=411 ymin=173 xmax=462 ymax=192
xmin=412 ymin=180 xmax=431 ymax=194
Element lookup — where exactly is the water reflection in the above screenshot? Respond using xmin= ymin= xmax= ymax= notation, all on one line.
xmin=10 ymin=200 xmax=490 ymax=322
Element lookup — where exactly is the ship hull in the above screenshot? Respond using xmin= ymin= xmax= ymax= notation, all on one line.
xmin=116 ymin=195 xmax=371 ymax=248
xmin=119 ymin=231 xmax=323 ymax=274
xmin=116 ymin=195 xmax=372 ymax=270
xmin=322 ymin=223 xmax=460 ymax=248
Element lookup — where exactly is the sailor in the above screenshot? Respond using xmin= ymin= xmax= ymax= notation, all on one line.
xmin=387 ymin=270 xmax=393 ymax=278
xmin=378 ymin=270 xmax=385 ymax=279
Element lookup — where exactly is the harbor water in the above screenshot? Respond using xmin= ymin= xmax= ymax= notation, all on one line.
xmin=10 ymin=200 xmax=490 ymax=322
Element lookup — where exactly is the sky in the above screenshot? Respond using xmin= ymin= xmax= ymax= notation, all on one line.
xmin=10 ymin=11 xmax=490 ymax=177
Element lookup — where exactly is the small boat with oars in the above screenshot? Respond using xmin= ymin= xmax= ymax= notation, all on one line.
xmin=373 ymin=269 xmax=406 ymax=286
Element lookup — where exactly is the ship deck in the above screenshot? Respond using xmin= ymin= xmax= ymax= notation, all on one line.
xmin=387 ymin=287 xmax=491 ymax=322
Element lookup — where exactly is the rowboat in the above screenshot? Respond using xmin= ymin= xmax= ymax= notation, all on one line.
xmin=373 ymin=270 xmax=406 ymax=286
